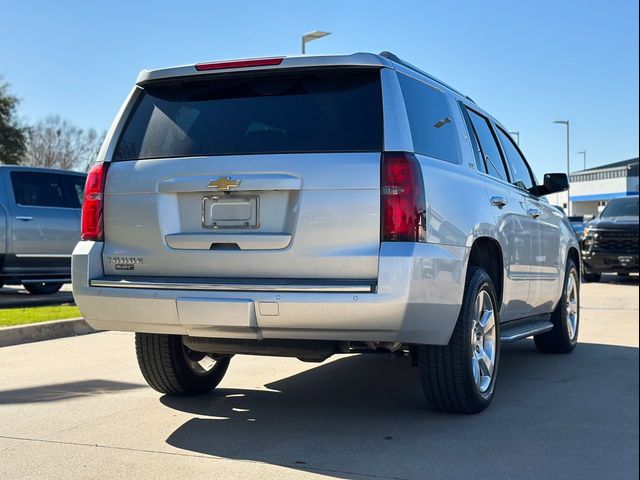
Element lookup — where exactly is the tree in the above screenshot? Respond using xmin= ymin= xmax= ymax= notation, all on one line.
xmin=24 ymin=115 xmax=105 ymax=171
xmin=0 ymin=80 xmax=27 ymax=165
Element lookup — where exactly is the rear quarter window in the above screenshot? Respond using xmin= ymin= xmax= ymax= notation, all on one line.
xmin=114 ymin=68 xmax=383 ymax=160
xmin=398 ymin=73 xmax=461 ymax=164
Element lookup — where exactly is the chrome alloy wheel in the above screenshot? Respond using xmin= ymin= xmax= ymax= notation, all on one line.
xmin=565 ymin=271 xmax=579 ymax=341
xmin=471 ymin=290 xmax=497 ymax=394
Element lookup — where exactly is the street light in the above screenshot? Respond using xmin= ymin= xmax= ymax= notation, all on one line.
xmin=302 ymin=31 xmax=331 ymax=54
xmin=577 ymin=150 xmax=587 ymax=170
xmin=509 ymin=131 xmax=520 ymax=145
xmin=553 ymin=120 xmax=571 ymax=215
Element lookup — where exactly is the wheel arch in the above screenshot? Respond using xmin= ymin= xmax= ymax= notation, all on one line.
xmin=567 ymin=246 xmax=581 ymax=276
xmin=466 ymin=236 xmax=504 ymax=308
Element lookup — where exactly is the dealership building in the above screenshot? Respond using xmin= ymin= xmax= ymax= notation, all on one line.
xmin=550 ymin=157 xmax=639 ymax=216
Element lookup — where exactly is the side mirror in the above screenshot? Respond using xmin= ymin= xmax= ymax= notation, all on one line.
xmin=583 ymin=214 xmax=594 ymax=221
xmin=529 ymin=173 xmax=569 ymax=196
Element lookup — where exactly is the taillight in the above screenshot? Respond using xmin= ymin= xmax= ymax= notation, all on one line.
xmin=81 ymin=162 xmax=109 ymax=241
xmin=381 ymin=152 xmax=426 ymax=242
xmin=195 ymin=57 xmax=284 ymax=71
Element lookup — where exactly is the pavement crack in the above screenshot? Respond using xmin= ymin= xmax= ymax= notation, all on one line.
xmin=0 ymin=434 xmax=219 ymax=460
xmin=0 ymin=435 xmax=412 ymax=480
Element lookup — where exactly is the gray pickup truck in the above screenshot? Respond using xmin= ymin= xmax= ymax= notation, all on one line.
xmin=1 ymin=165 xmax=86 ymax=294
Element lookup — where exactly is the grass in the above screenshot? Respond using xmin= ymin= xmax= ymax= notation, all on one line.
xmin=0 ymin=305 xmax=82 ymax=327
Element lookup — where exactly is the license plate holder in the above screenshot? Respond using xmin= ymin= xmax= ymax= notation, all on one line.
xmin=618 ymin=255 xmax=633 ymax=265
xmin=202 ymin=195 xmax=259 ymax=229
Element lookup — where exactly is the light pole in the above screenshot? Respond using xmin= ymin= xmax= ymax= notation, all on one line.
xmin=509 ymin=131 xmax=520 ymax=145
xmin=301 ymin=31 xmax=331 ymax=54
xmin=553 ymin=120 xmax=571 ymax=215
xmin=577 ymin=150 xmax=586 ymax=170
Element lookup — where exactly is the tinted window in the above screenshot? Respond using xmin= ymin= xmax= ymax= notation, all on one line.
xmin=466 ymin=110 xmax=509 ymax=182
xmin=398 ymin=74 xmax=460 ymax=163
xmin=496 ymin=128 xmax=534 ymax=189
xmin=63 ymin=175 xmax=86 ymax=208
xmin=114 ymin=69 xmax=382 ymax=160
xmin=459 ymin=104 xmax=486 ymax=172
xmin=600 ymin=198 xmax=639 ymax=217
xmin=11 ymin=172 xmax=66 ymax=208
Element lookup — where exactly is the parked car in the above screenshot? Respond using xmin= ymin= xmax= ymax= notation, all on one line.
xmin=72 ymin=52 xmax=579 ymax=414
xmin=581 ymin=196 xmax=639 ymax=282
xmin=0 ymin=166 xmax=86 ymax=294
xmin=568 ymin=215 xmax=589 ymax=239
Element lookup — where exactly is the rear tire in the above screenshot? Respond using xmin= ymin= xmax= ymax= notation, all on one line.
xmin=534 ymin=259 xmax=579 ymax=354
xmin=22 ymin=282 xmax=63 ymax=295
xmin=135 ymin=333 xmax=231 ymax=395
xmin=417 ymin=267 xmax=500 ymax=414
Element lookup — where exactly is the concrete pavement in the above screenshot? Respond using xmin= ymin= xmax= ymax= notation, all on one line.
xmin=0 ymin=276 xmax=638 ymax=479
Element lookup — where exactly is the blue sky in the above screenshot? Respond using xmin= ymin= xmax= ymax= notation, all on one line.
xmin=1 ymin=0 xmax=638 ymax=177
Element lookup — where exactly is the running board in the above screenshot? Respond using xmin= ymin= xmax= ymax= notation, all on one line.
xmin=500 ymin=319 xmax=553 ymax=343
xmin=21 ymin=278 xmax=71 ymax=284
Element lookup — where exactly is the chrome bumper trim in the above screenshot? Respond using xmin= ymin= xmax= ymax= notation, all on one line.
xmin=89 ymin=278 xmax=375 ymax=293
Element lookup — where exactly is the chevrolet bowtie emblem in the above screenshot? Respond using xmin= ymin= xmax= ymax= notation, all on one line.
xmin=208 ymin=177 xmax=241 ymax=191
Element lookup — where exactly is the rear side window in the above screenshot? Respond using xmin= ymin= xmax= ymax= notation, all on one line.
xmin=398 ymin=74 xmax=460 ymax=164
xmin=459 ymin=104 xmax=486 ymax=173
xmin=11 ymin=172 xmax=66 ymax=208
xmin=114 ymin=69 xmax=383 ymax=160
xmin=63 ymin=175 xmax=86 ymax=208
xmin=466 ymin=109 xmax=510 ymax=182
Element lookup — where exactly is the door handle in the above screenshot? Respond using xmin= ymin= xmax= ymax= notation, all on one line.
xmin=16 ymin=216 xmax=34 ymax=221
xmin=528 ymin=208 xmax=542 ymax=219
xmin=491 ymin=196 xmax=508 ymax=208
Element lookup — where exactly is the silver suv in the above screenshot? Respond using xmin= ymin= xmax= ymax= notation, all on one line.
xmin=72 ymin=52 xmax=580 ymax=414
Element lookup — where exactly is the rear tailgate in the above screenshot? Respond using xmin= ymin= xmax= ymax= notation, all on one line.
xmin=102 ymin=66 xmax=383 ymax=281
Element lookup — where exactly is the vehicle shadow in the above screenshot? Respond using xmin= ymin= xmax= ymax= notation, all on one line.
xmin=0 ymin=379 xmax=144 ymax=405
xmin=162 ymin=341 xmax=639 ymax=480
xmin=599 ymin=273 xmax=639 ymax=285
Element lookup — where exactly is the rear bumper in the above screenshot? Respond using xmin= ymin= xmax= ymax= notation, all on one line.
xmin=72 ymin=241 xmax=468 ymax=345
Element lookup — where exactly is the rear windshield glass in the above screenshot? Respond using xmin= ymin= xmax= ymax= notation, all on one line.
xmin=113 ymin=68 xmax=383 ymax=161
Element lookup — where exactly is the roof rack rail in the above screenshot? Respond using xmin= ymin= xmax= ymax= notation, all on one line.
xmin=379 ymin=51 xmax=475 ymax=104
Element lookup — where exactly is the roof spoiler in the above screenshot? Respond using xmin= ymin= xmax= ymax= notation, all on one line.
xmin=136 ymin=53 xmax=393 ymax=85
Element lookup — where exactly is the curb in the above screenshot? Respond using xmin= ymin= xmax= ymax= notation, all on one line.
xmin=0 ymin=318 xmax=98 ymax=348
